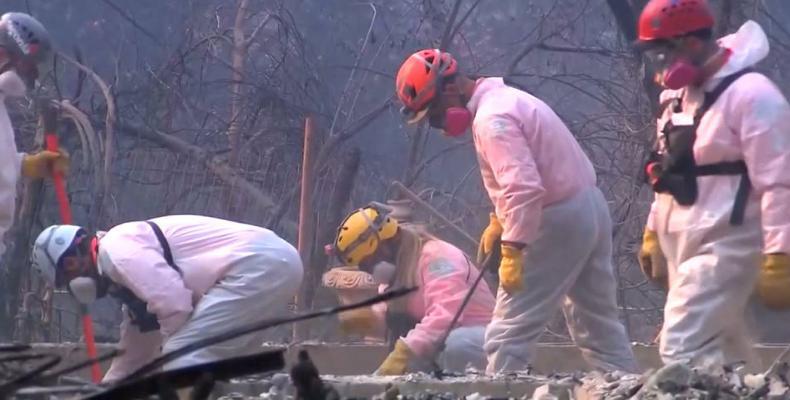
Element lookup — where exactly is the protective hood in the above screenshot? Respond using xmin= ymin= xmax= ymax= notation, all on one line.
xmin=711 ymin=20 xmax=769 ymax=82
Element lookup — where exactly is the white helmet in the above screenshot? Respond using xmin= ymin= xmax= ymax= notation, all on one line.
xmin=31 ymin=225 xmax=84 ymax=287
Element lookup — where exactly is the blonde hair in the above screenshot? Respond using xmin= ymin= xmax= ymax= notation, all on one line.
xmin=387 ymin=223 xmax=438 ymax=313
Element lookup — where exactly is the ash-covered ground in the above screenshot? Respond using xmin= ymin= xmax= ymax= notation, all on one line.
xmin=215 ymin=361 xmax=790 ymax=399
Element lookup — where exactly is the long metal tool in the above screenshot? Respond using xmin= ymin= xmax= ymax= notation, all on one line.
xmin=430 ymin=240 xmax=501 ymax=378
xmin=391 ymin=181 xmax=478 ymax=249
xmin=39 ymin=101 xmax=102 ymax=383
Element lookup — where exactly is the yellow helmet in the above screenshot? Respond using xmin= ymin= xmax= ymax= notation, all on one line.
xmin=333 ymin=204 xmax=398 ymax=266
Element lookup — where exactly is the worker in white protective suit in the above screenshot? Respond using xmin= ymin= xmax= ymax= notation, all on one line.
xmin=636 ymin=0 xmax=790 ymax=367
xmin=394 ymin=50 xmax=639 ymax=374
xmin=30 ymin=215 xmax=303 ymax=382
xmin=329 ymin=204 xmax=495 ymax=375
xmin=0 ymin=12 xmax=69 ymax=257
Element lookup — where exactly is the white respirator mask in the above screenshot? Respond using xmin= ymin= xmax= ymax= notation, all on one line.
xmin=68 ymin=276 xmax=98 ymax=305
xmin=371 ymin=261 xmax=397 ymax=285
xmin=0 ymin=70 xmax=27 ymax=98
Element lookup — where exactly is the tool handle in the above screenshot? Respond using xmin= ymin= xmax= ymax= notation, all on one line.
xmin=81 ymin=310 xmax=102 ymax=382
xmin=45 ymin=135 xmax=73 ymax=224
xmin=44 ymin=110 xmax=101 ymax=383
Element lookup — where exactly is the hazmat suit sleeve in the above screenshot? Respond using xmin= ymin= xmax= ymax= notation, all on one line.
xmin=475 ymin=115 xmax=545 ymax=245
xmin=101 ymin=243 xmax=194 ymax=338
xmin=733 ymin=75 xmax=790 ymax=254
xmin=401 ymin=254 xmax=473 ymax=358
xmin=102 ymin=310 xmax=162 ymax=383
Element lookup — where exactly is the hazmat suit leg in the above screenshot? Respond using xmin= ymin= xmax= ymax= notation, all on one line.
xmin=658 ymin=212 xmax=761 ymax=368
xmin=562 ymin=188 xmax=639 ymax=373
xmin=484 ymin=187 xmax=636 ymax=374
xmin=439 ymin=325 xmax=487 ymax=373
xmin=162 ymin=232 xmax=303 ymax=369
xmin=0 ymin=100 xmax=24 ymax=258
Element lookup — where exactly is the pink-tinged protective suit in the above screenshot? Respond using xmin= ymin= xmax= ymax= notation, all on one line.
xmin=100 ymin=215 xmax=303 ymax=382
xmin=372 ymin=239 xmax=495 ymax=372
xmin=648 ymin=21 xmax=790 ymax=366
xmin=469 ymin=77 xmax=638 ymax=374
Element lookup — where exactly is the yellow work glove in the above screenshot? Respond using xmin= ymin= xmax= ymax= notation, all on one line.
xmin=376 ymin=339 xmax=411 ymax=376
xmin=21 ymin=149 xmax=70 ymax=179
xmin=499 ymin=243 xmax=524 ymax=294
xmin=337 ymin=307 xmax=378 ymax=336
xmin=477 ymin=213 xmax=503 ymax=265
xmin=757 ymin=254 xmax=790 ymax=309
xmin=638 ymin=230 xmax=668 ymax=288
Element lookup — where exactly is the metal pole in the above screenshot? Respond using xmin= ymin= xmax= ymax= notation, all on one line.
xmin=391 ymin=181 xmax=478 ymax=248
xmin=294 ymin=116 xmax=316 ymax=340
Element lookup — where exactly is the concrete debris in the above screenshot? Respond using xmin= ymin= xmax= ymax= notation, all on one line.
xmin=218 ymin=361 xmax=790 ymax=400
xmin=581 ymin=362 xmax=790 ymax=400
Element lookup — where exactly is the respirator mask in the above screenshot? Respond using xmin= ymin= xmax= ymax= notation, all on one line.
xmin=644 ymin=42 xmax=704 ymax=90
xmin=68 ymin=277 xmax=98 ymax=304
xmin=429 ymin=106 xmax=472 ymax=137
xmin=369 ymin=261 xmax=397 ymax=285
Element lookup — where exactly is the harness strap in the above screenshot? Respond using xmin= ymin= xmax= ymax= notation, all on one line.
xmin=111 ymin=221 xmax=182 ymax=332
xmin=652 ymin=69 xmax=756 ymax=226
xmin=145 ymin=221 xmax=182 ymax=275
xmin=694 ymin=160 xmax=750 ymax=225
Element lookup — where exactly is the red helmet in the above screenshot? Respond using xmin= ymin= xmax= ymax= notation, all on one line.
xmin=638 ymin=0 xmax=714 ymax=42
xmin=395 ymin=49 xmax=458 ymax=123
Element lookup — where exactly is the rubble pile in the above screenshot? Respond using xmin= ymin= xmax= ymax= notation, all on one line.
xmin=583 ymin=362 xmax=790 ymax=400
xmin=215 ymin=361 xmax=790 ymax=400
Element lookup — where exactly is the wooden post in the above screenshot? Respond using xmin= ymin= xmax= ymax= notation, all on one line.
xmin=294 ymin=116 xmax=316 ymax=340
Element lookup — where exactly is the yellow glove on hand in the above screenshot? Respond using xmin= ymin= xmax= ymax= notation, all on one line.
xmin=338 ymin=307 xmax=378 ymax=336
xmin=376 ymin=339 xmax=411 ymax=376
xmin=638 ymin=230 xmax=668 ymax=287
xmin=757 ymin=254 xmax=790 ymax=309
xmin=499 ymin=244 xmax=524 ymax=294
xmin=21 ymin=149 xmax=70 ymax=179
xmin=477 ymin=213 xmax=503 ymax=265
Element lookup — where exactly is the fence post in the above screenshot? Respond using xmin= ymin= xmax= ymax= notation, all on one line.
xmin=294 ymin=116 xmax=316 ymax=341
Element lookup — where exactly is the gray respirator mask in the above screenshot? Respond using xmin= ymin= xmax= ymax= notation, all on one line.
xmin=370 ymin=261 xmax=397 ymax=285
xmin=68 ymin=277 xmax=98 ymax=304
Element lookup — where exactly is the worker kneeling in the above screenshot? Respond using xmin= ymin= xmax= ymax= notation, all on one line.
xmin=330 ymin=204 xmax=495 ymax=375
xmin=31 ymin=215 xmax=303 ymax=382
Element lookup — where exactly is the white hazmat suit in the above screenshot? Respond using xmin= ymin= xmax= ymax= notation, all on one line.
xmin=100 ymin=215 xmax=303 ymax=382
xmin=0 ymin=71 xmax=30 ymax=257
xmin=648 ymin=21 xmax=790 ymax=366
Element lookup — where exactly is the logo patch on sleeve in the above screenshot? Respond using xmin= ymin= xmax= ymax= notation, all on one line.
xmin=426 ymin=258 xmax=456 ymax=278
xmin=486 ymin=117 xmax=511 ymax=137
